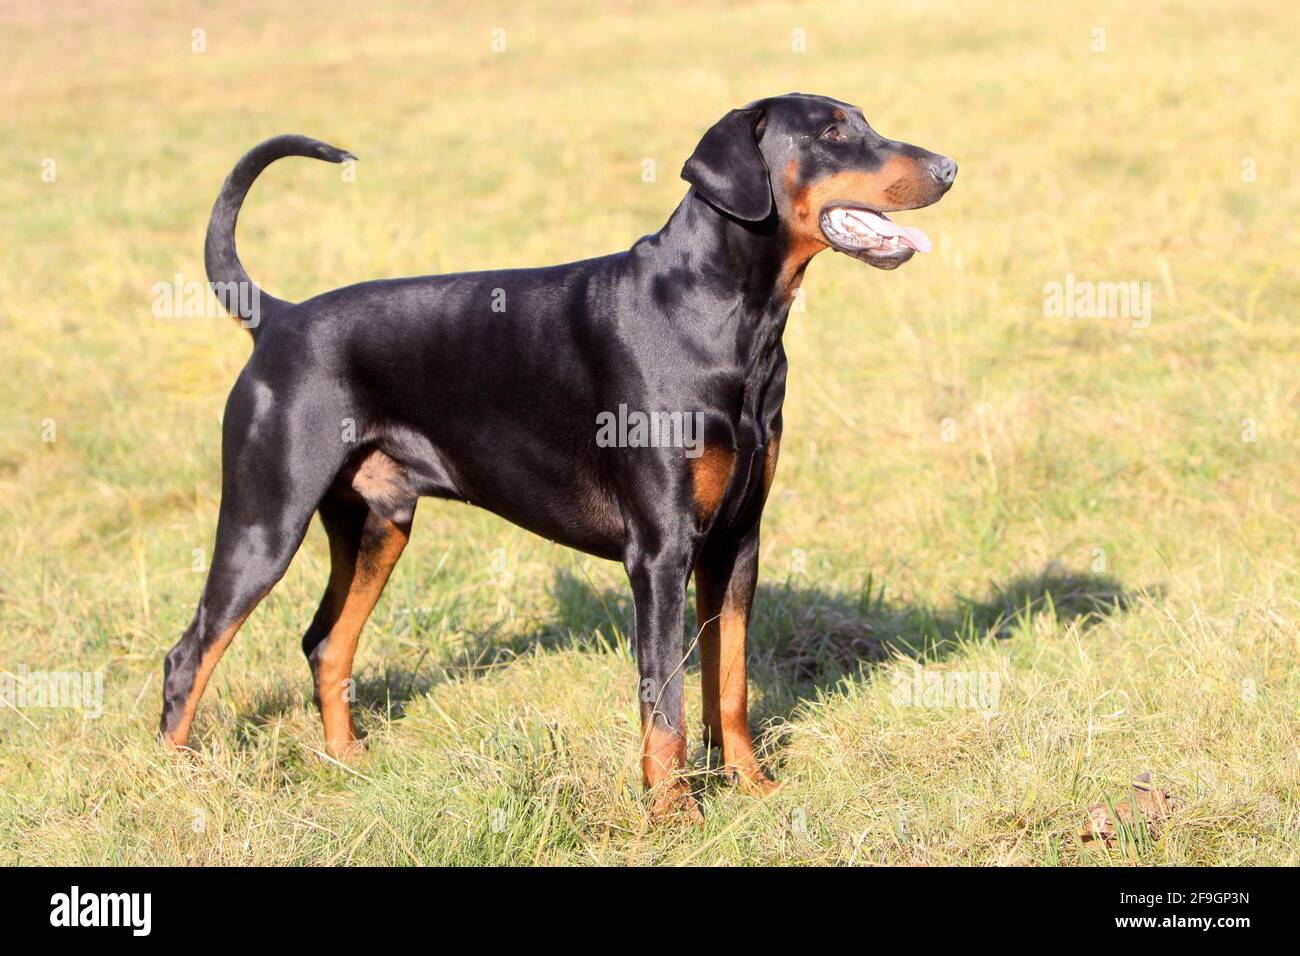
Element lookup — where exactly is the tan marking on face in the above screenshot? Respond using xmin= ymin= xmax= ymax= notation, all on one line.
xmin=780 ymin=159 xmax=830 ymax=291
xmin=779 ymin=155 xmax=935 ymax=286
xmin=316 ymin=516 xmax=409 ymax=757
xmin=801 ymin=156 xmax=934 ymax=214
xmin=690 ymin=444 xmax=736 ymax=520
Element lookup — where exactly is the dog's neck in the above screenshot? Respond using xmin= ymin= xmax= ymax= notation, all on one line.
xmin=633 ymin=190 xmax=822 ymax=370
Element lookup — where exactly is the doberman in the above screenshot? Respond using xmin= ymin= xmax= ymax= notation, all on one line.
xmin=161 ymin=92 xmax=956 ymax=820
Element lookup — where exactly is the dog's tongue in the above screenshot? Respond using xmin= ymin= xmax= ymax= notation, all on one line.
xmin=844 ymin=209 xmax=932 ymax=253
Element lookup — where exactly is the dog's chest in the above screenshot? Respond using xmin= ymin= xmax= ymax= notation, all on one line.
xmin=711 ymin=408 xmax=781 ymax=531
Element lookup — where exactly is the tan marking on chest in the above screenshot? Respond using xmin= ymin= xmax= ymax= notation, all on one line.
xmin=762 ymin=437 xmax=781 ymax=501
xmin=690 ymin=444 xmax=736 ymax=520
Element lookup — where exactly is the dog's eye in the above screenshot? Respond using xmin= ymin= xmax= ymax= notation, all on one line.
xmin=821 ymin=125 xmax=843 ymax=142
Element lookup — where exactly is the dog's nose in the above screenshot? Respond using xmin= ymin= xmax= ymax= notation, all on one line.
xmin=927 ymin=156 xmax=958 ymax=186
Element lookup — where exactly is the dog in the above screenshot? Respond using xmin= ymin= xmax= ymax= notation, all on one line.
xmin=161 ymin=92 xmax=956 ymax=819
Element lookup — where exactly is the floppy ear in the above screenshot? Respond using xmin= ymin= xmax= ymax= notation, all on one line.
xmin=680 ymin=107 xmax=772 ymax=222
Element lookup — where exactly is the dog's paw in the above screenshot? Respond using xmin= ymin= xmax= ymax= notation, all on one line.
xmin=158 ymin=729 xmax=202 ymax=759
xmin=649 ymin=782 xmax=705 ymax=826
xmin=745 ymin=775 xmax=782 ymax=797
xmin=324 ymin=735 xmax=369 ymax=761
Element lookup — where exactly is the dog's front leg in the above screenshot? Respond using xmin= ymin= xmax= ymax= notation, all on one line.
xmin=625 ymin=536 xmax=702 ymax=822
xmin=695 ymin=527 xmax=777 ymax=793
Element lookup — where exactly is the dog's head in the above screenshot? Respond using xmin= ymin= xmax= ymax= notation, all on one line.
xmin=682 ymin=93 xmax=956 ymax=270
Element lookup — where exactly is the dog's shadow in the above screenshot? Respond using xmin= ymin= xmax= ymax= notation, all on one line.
xmin=723 ymin=564 xmax=1138 ymax=780
xmin=321 ymin=561 xmax=1141 ymax=766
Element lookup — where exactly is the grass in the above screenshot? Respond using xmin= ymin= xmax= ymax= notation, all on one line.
xmin=2 ymin=0 xmax=1298 ymax=865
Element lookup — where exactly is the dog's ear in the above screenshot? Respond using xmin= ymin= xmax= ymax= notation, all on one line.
xmin=681 ymin=107 xmax=772 ymax=222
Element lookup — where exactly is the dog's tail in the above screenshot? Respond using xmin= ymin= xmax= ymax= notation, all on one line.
xmin=205 ymin=134 xmax=355 ymax=342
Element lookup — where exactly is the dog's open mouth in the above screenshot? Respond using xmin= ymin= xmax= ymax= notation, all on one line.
xmin=819 ymin=206 xmax=932 ymax=269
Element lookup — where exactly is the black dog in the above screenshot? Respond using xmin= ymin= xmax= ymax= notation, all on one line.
xmin=161 ymin=92 xmax=955 ymax=819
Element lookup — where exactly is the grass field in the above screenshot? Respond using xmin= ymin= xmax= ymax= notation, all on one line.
xmin=2 ymin=0 xmax=1298 ymax=865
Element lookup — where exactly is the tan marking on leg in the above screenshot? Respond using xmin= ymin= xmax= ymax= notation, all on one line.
xmin=696 ymin=562 xmax=776 ymax=794
xmin=690 ymin=444 xmax=735 ymax=521
xmin=316 ymin=515 xmax=409 ymax=757
xmin=324 ymin=523 xmax=358 ymax=615
xmin=162 ymin=593 xmax=267 ymax=749
xmin=715 ymin=596 xmax=774 ymax=791
xmin=640 ymin=699 xmax=701 ymax=823
xmin=640 ymin=705 xmax=686 ymax=790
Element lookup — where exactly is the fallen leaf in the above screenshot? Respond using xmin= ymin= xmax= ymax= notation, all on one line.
xmin=1078 ymin=773 xmax=1179 ymax=846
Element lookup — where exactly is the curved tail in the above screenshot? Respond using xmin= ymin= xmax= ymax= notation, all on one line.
xmin=205 ymin=134 xmax=355 ymax=341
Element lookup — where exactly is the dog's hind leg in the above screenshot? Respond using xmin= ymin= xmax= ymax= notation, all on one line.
xmin=160 ymin=495 xmax=319 ymax=749
xmin=160 ymin=375 xmax=348 ymax=750
xmin=301 ymin=481 xmax=413 ymax=758
xmin=299 ymin=494 xmax=367 ymax=749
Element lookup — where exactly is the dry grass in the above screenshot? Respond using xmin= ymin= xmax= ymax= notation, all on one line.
xmin=1 ymin=0 xmax=1298 ymax=865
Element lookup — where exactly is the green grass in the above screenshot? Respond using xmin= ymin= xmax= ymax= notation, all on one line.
xmin=2 ymin=0 xmax=1298 ymax=865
